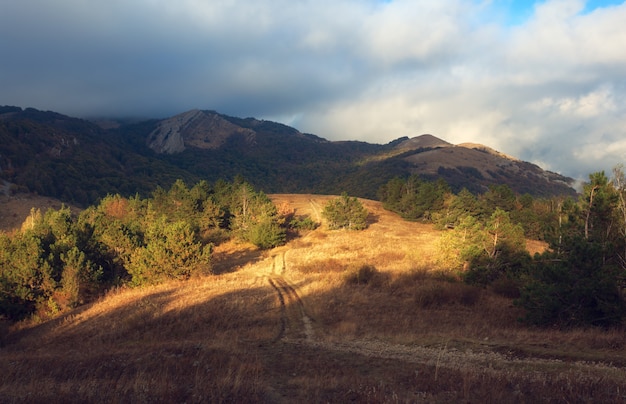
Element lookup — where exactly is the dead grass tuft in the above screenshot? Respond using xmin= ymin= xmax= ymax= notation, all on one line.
xmin=296 ymin=257 xmax=345 ymax=274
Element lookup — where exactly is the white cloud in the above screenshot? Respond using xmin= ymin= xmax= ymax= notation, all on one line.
xmin=1 ymin=0 xmax=626 ymax=179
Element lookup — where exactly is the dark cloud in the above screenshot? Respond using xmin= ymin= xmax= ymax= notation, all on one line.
xmin=1 ymin=0 xmax=625 ymax=179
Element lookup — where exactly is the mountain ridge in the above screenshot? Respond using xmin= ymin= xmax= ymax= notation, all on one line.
xmin=0 ymin=106 xmax=576 ymax=205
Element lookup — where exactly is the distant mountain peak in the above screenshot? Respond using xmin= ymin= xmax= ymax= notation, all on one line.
xmin=146 ymin=110 xmax=256 ymax=154
xmin=394 ymin=134 xmax=453 ymax=150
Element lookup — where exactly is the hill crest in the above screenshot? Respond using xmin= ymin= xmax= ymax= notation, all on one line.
xmin=0 ymin=106 xmax=576 ymax=204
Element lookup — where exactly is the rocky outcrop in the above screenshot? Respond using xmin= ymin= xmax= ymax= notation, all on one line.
xmin=147 ymin=109 xmax=201 ymax=154
xmin=147 ymin=110 xmax=256 ymax=154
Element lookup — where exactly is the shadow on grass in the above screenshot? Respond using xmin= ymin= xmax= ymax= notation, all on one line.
xmin=3 ymin=268 xmax=626 ymax=403
xmin=212 ymin=245 xmax=264 ymax=275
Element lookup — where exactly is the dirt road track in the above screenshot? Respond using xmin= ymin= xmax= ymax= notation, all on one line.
xmin=268 ymin=276 xmax=314 ymax=343
xmin=261 ymin=246 xmax=622 ymax=387
xmin=308 ymin=199 xmax=323 ymax=223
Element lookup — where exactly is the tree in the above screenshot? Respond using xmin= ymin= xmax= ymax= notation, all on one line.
xmin=127 ymin=217 xmax=211 ymax=286
xmin=60 ymin=246 xmax=102 ymax=308
xmin=228 ymin=182 xmax=286 ymax=248
xmin=515 ymin=170 xmax=626 ymax=328
xmin=323 ymin=193 xmax=368 ymax=230
xmin=581 ymin=171 xmax=619 ymax=244
xmin=378 ymin=175 xmax=450 ymax=221
xmin=481 ymin=184 xmax=517 ymax=216
xmin=611 ymin=164 xmax=626 ymax=269
xmin=517 ymin=237 xmax=625 ymax=327
xmin=439 ymin=208 xmax=528 ymax=285
xmin=436 ymin=188 xmax=482 ymax=228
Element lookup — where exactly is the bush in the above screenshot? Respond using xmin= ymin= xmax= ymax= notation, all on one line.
xmin=323 ymin=193 xmax=368 ymax=230
xmin=247 ymin=219 xmax=286 ymax=249
xmin=289 ymin=216 xmax=318 ymax=231
xmin=463 ymin=245 xmax=532 ymax=286
xmin=489 ymin=277 xmax=521 ymax=299
xmin=516 ymin=238 xmax=626 ymax=328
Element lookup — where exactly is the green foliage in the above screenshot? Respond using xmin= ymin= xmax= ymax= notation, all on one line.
xmin=462 ymin=244 xmax=532 ymax=287
xmin=0 ymin=206 xmax=109 ymax=319
xmin=435 ymin=169 xmax=626 ymax=328
xmin=226 ymin=182 xmax=286 ymax=248
xmin=439 ymin=209 xmax=526 ymax=273
xmin=127 ymin=217 xmax=211 ymax=286
xmin=481 ymin=184 xmax=517 ymax=215
xmin=60 ymin=246 xmax=103 ymax=307
xmin=322 ymin=193 xmax=369 ymax=230
xmin=434 ymin=188 xmax=482 ymax=228
xmin=246 ymin=218 xmax=286 ymax=250
xmin=512 ymin=172 xmax=626 ymax=328
xmin=517 ymin=237 xmax=625 ymax=327
xmin=0 ymin=179 xmax=289 ymax=321
xmin=289 ymin=216 xmax=318 ymax=231
xmin=378 ymin=175 xmax=450 ymax=221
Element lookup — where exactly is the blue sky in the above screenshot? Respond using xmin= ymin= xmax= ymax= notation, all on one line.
xmin=1 ymin=0 xmax=625 ymax=181
xmin=501 ymin=0 xmax=624 ymax=24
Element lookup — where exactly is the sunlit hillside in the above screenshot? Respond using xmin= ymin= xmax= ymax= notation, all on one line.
xmin=2 ymin=194 xmax=625 ymax=403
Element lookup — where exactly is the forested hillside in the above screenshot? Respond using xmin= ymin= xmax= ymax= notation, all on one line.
xmin=1 ymin=106 xmax=576 ymax=206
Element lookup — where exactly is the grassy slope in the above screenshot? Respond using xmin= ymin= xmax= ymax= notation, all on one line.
xmin=1 ymin=195 xmax=626 ymax=403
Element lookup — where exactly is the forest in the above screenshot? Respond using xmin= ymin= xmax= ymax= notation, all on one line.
xmin=1 ymin=166 xmax=626 ymax=329
xmin=0 ymin=178 xmax=304 ymax=321
xmin=379 ymin=167 xmax=626 ymax=327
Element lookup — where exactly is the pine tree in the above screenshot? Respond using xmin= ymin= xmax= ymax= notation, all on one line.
xmin=322 ymin=193 xmax=368 ymax=230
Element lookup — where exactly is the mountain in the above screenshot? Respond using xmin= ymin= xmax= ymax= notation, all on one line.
xmin=395 ymin=136 xmax=574 ymax=196
xmin=0 ymin=106 xmax=576 ymax=206
xmin=0 ymin=106 xmax=196 ymax=205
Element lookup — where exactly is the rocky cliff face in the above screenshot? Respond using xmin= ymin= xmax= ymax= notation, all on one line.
xmin=146 ymin=110 xmax=256 ymax=154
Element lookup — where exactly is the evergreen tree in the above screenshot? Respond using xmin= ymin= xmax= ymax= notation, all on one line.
xmin=323 ymin=193 xmax=368 ymax=230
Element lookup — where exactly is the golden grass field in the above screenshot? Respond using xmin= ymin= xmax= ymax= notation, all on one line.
xmin=2 ymin=194 xmax=626 ymax=403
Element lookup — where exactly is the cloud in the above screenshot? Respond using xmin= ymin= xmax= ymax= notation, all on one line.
xmin=1 ymin=0 xmax=625 ymax=180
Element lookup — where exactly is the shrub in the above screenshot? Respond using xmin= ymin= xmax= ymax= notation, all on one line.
xmin=462 ymin=245 xmax=532 ymax=286
xmin=323 ymin=193 xmax=368 ymax=230
xmin=516 ymin=238 xmax=626 ymax=328
xmin=489 ymin=277 xmax=521 ymax=299
xmin=246 ymin=219 xmax=286 ymax=249
xmin=289 ymin=216 xmax=319 ymax=231
xmin=126 ymin=218 xmax=212 ymax=286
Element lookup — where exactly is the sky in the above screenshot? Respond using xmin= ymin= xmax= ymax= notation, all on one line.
xmin=1 ymin=0 xmax=625 ymax=181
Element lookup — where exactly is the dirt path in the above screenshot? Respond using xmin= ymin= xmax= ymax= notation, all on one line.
xmin=255 ymin=195 xmax=623 ymax=390
xmin=308 ymin=199 xmax=322 ymax=223
xmin=267 ymin=276 xmax=314 ymax=343
xmin=258 ymin=229 xmax=621 ymax=384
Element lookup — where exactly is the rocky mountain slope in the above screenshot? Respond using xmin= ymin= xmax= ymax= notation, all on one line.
xmin=0 ymin=106 xmax=576 ymax=206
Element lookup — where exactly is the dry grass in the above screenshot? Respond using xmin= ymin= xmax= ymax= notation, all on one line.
xmin=0 ymin=193 xmax=81 ymax=232
xmin=2 ymin=194 xmax=626 ymax=403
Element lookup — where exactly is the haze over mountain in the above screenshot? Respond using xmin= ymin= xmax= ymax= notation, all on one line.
xmin=0 ymin=106 xmax=575 ymax=206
